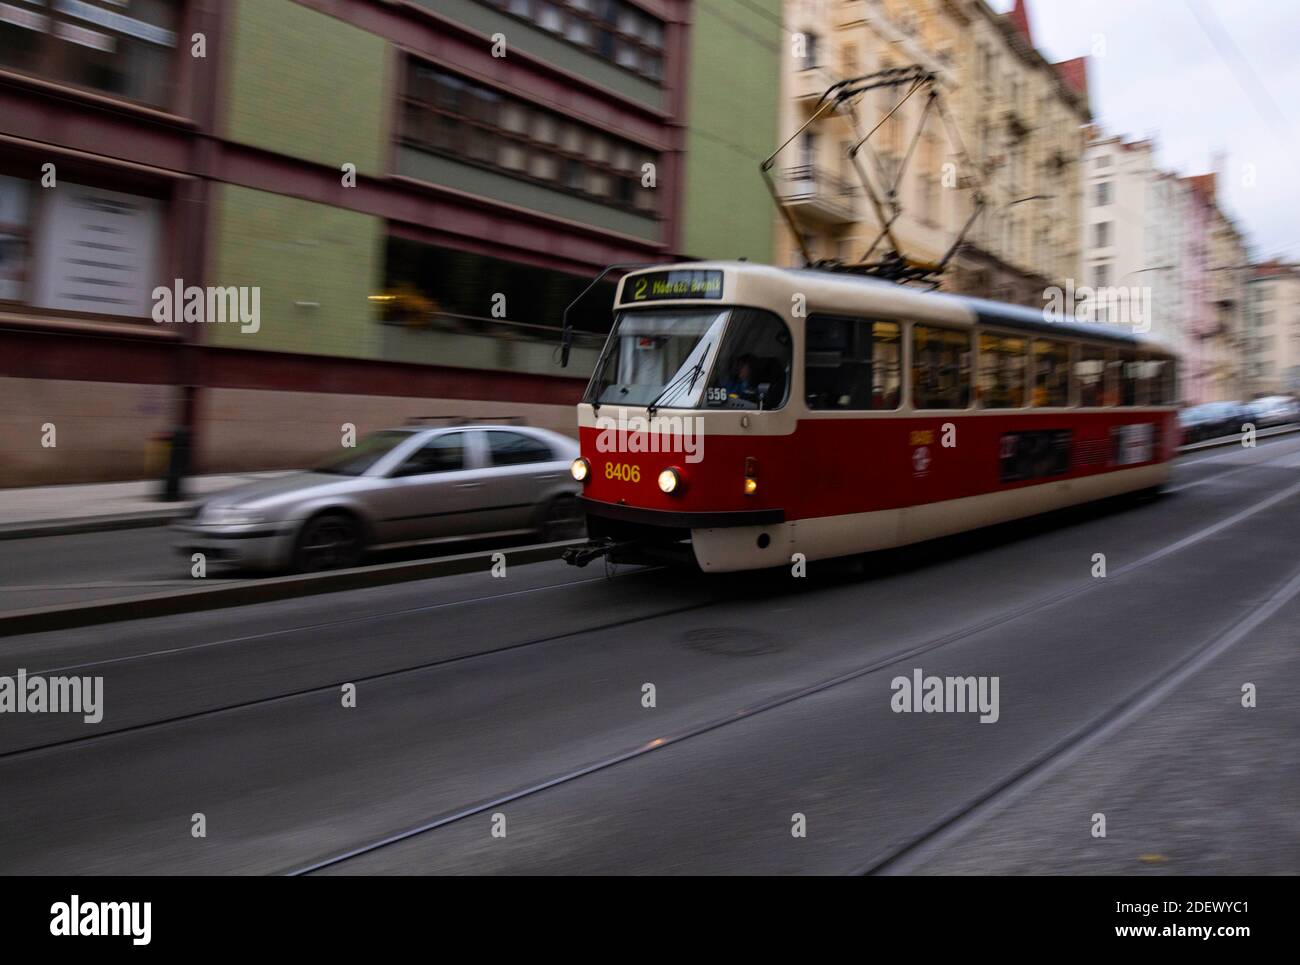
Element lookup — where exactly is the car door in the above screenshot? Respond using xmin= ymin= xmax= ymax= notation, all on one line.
xmin=366 ymin=430 xmax=485 ymax=545
xmin=476 ymin=429 xmax=565 ymax=534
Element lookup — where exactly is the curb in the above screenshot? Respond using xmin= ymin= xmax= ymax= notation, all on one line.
xmin=0 ymin=510 xmax=185 ymax=541
xmin=0 ymin=540 xmax=582 ymax=637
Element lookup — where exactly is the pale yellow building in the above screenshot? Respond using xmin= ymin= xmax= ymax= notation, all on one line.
xmin=1246 ymin=263 xmax=1300 ymax=396
xmin=776 ymin=0 xmax=1090 ymax=306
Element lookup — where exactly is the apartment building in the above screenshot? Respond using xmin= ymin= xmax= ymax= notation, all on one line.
xmin=775 ymin=0 xmax=1089 ymax=306
xmin=1078 ymin=130 xmax=1253 ymax=404
xmin=0 ymin=0 xmax=781 ymax=484
xmin=1245 ymin=262 xmax=1300 ymax=396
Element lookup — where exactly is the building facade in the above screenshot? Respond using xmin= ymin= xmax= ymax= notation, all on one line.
xmin=0 ymin=0 xmax=780 ymax=485
xmin=775 ymin=0 xmax=1089 ymax=307
xmin=1244 ymin=262 xmax=1299 ymax=397
xmin=1078 ymin=130 xmax=1251 ymax=405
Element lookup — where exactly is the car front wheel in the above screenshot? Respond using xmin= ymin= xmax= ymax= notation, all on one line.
xmin=292 ymin=512 xmax=365 ymax=572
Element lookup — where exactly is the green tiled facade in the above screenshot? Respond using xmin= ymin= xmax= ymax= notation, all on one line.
xmin=224 ymin=0 xmax=390 ymax=175
xmin=207 ymin=184 xmax=384 ymax=358
xmin=680 ymin=0 xmax=781 ymax=263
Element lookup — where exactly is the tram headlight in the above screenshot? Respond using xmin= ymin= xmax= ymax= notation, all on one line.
xmin=657 ymin=467 xmax=683 ymax=495
xmin=743 ymin=477 xmax=759 ymax=496
xmin=570 ymin=457 xmax=590 ymax=482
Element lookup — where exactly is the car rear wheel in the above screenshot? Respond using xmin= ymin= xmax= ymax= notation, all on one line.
xmin=292 ymin=512 xmax=364 ymax=572
xmin=539 ymin=495 xmax=585 ymax=542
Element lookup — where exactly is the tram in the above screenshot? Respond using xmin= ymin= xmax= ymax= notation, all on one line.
xmin=563 ymin=261 xmax=1177 ymax=572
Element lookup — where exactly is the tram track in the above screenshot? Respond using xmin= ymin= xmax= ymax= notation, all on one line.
xmin=5 ymin=437 xmax=1297 ymax=764
xmin=0 ymin=569 xmax=733 ymax=761
xmin=284 ymin=473 xmax=1300 ymax=875
xmin=8 ymin=438 xmax=1298 ymax=767
xmin=857 ymin=558 xmax=1300 ymax=875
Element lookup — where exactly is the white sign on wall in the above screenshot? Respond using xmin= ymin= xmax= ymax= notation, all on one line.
xmin=31 ymin=182 xmax=163 ymax=318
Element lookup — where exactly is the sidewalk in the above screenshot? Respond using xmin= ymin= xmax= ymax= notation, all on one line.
xmin=0 ymin=472 xmax=290 ymax=539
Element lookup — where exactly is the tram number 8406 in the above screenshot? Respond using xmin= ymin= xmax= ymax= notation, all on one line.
xmin=605 ymin=462 xmax=641 ymax=483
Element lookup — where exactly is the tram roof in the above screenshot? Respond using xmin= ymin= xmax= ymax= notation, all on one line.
xmin=617 ymin=261 xmax=1169 ymax=352
xmin=781 ymin=265 xmax=1158 ymax=349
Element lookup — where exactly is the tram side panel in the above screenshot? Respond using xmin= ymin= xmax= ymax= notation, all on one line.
xmin=576 ymin=409 xmax=1175 ymax=572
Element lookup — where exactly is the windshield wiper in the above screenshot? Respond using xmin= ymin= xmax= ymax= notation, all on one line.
xmin=647 ymin=340 xmax=710 ymax=417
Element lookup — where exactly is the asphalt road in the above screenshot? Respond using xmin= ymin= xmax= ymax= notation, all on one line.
xmin=1 ymin=434 xmax=1298 ymax=874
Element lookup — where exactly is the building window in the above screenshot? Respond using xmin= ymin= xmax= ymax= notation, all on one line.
xmin=1094 ymin=221 xmax=1110 ymax=247
xmin=1095 ymin=155 xmax=1111 ymax=168
xmin=379 ymin=235 xmax=615 ymax=337
xmin=0 ymin=175 xmax=164 ymax=318
xmin=482 ymin=0 xmax=665 ymax=84
xmin=0 ymin=0 xmax=182 ymax=109
xmin=1095 ymin=262 xmax=1112 ymax=287
xmin=841 ymin=42 xmax=858 ymax=76
xmin=801 ymin=32 xmax=820 ymax=70
xmin=401 ymin=60 xmax=659 ymax=217
xmin=1094 ymin=180 xmax=1112 ymax=206
xmin=805 ymin=316 xmax=901 ymax=410
xmin=913 ymin=325 xmax=971 ymax=409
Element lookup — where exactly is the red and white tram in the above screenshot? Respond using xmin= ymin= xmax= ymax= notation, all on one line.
xmin=564 ymin=262 xmax=1177 ymax=572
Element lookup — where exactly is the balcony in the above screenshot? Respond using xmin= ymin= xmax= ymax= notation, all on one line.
xmin=776 ymin=165 xmax=859 ymax=225
xmin=792 ymin=68 xmax=835 ymax=108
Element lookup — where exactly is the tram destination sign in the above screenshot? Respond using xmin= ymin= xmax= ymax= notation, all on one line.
xmin=623 ymin=269 xmax=724 ymax=303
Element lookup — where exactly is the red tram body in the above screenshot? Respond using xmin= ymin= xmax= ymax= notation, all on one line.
xmin=567 ymin=262 xmax=1177 ymax=572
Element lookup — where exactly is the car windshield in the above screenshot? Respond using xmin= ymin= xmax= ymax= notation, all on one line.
xmin=585 ymin=309 xmax=729 ymax=408
xmin=313 ymin=430 xmax=414 ymax=475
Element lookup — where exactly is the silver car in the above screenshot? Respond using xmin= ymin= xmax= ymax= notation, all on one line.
xmin=173 ymin=425 xmax=583 ymax=571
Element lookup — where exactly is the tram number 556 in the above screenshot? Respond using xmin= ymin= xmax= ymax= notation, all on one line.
xmin=606 ymin=462 xmax=641 ymax=483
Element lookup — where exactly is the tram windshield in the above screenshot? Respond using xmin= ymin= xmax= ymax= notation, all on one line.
xmin=586 ymin=308 xmax=792 ymax=410
xmin=586 ymin=309 xmax=728 ymax=408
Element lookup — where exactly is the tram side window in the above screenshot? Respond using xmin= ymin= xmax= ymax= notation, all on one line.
xmin=1032 ymin=339 xmax=1071 ymax=406
xmin=805 ymin=316 xmax=901 ymax=410
xmin=1076 ymin=345 xmax=1107 ymax=406
xmin=1137 ymin=356 xmax=1176 ymax=405
xmin=1106 ymin=350 xmax=1141 ymax=405
xmin=977 ymin=332 xmax=1026 ymax=408
xmin=1159 ymin=356 xmax=1178 ymax=404
xmin=912 ymin=325 xmax=971 ymax=409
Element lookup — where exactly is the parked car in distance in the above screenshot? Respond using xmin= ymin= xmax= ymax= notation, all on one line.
xmin=173 ymin=424 xmax=583 ymax=572
xmin=1246 ymin=395 xmax=1300 ymax=429
xmin=1178 ymin=401 xmax=1249 ymax=445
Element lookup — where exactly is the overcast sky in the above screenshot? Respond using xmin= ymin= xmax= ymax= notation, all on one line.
xmin=990 ymin=0 xmax=1300 ymax=262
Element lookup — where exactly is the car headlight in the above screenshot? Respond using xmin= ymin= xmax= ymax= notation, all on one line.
xmin=657 ymin=467 xmax=683 ymax=495
xmin=204 ymin=505 xmax=264 ymax=526
xmin=570 ymin=457 xmax=590 ymax=482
